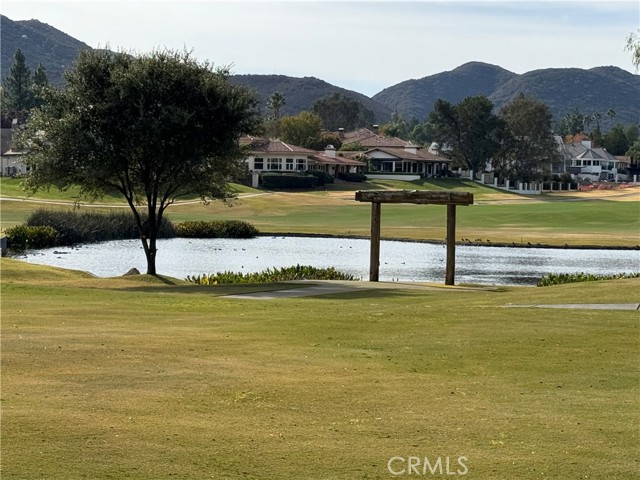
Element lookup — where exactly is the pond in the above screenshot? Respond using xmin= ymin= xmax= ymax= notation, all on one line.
xmin=15 ymin=236 xmax=640 ymax=286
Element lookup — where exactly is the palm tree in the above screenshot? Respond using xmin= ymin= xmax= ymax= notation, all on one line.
xmin=267 ymin=92 xmax=286 ymax=121
xmin=606 ymin=108 xmax=617 ymax=129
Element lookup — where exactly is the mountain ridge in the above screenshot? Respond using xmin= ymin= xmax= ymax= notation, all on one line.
xmin=373 ymin=62 xmax=640 ymax=126
xmin=1 ymin=14 xmax=91 ymax=86
xmin=1 ymin=15 xmax=638 ymax=127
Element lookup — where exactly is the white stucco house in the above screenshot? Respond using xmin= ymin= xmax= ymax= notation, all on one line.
xmin=1 ymin=127 xmax=29 ymax=176
xmin=557 ymin=137 xmax=628 ymax=181
xmin=240 ymin=137 xmax=366 ymax=187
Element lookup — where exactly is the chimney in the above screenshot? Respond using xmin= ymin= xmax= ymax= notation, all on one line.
xmin=404 ymin=141 xmax=417 ymax=155
xmin=325 ymin=144 xmax=336 ymax=158
xmin=581 ymin=140 xmax=592 ymax=149
xmin=338 ymin=127 xmax=344 ymax=140
xmin=372 ymin=124 xmax=379 ymax=131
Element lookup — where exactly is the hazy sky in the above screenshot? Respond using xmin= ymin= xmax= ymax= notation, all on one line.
xmin=3 ymin=0 xmax=639 ymax=96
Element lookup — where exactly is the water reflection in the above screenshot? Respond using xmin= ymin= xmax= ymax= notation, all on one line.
xmin=16 ymin=236 xmax=640 ymax=286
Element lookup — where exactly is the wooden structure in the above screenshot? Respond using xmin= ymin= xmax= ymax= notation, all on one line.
xmin=355 ymin=190 xmax=474 ymax=285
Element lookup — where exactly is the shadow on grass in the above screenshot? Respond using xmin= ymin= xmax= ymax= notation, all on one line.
xmin=116 ymin=282 xmax=315 ymax=296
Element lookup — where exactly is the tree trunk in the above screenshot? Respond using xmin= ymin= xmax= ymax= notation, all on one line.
xmin=146 ymin=236 xmax=157 ymax=275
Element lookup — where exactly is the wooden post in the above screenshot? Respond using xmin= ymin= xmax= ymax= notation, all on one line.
xmin=370 ymin=202 xmax=381 ymax=282
xmin=445 ymin=204 xmax=456 ymax=285
xmin=355 ymin=190 xmax=472 ymax=285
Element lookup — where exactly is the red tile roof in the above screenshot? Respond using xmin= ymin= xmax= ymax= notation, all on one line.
xmin=365 ymin=147 xmax=450 ymax=162
xmin=311 ymin=153 xmax=366 ymax=166
xmin=241 ymin=136 xmax=316 ymax=154
xmin=341 ymin=128 xmax=408 ymax=148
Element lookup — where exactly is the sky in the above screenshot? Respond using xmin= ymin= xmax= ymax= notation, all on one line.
xmin=3 ymin=0 xmax=639 ymax=97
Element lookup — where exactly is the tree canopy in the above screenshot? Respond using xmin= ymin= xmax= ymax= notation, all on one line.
xmin=279 ymin=111 xmax=323 ymax=149
xmin=495 ymin=94 xmax=557 ymax=182
xmin=3 ymin=49 xmax=32 ymax=112
xmin=429 ymin=95 xmax=503 ymax=171
xmin=311 ymin=93 xmax=374 ymax=131
xmin=20 ymin=49 xmax=260 ymax=274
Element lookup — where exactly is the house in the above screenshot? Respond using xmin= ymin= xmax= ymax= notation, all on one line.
xmin=241 ymin=136 xmax=317 ymax=174
xmin=0 ymin=126 xmax=29 ymax=176
xmin=310 ymin=145 xmax=366 ymax=177
xmin=339 ymin=128 xmax=451 ymax=176
xmin=240 ymin=137 xmax=366 ymax=187
xmin=557 ymin=137 xmax=628 ymax=181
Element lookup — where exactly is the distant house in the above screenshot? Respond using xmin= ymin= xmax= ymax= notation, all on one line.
xmin=241 ymin=136 xmax=316 ymax=173
xmin=339 ymin=128 xmax=450 ymax=176
xmin=557 ymin=137 xmax=628 ymax=181
xmin=0 ymin=127 xmax=29 ymax=177
xmin=310 ymin=145 xmax=366 ymax=177
xmin=240 ymin=137 xmax=365 ymax=187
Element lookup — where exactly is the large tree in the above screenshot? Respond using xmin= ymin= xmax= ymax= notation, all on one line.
xmin=20 ymin=49 xmax=260 ymax=275
xmin=311 ymin=93 xmax=374 ymax=131
xmin=603 ymin=123 xmax=630 ymax=155
xmin=495 ymin=94 xmax=558 ymax=182
xmin=429 ymin=95 xmax=503 ymax=171
xmin=31 ymin=64 xmax=50 ymax=106
xmin=2 ymin=49 xmax=33 ymax=116
xmin=279 ymin=111 xmax=322 ymax=148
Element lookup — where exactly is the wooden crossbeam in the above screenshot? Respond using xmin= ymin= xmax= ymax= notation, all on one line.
xmin=355 ymin=190 xmax=474 ymax=285
xmin=355 ymin=190 xmax=473 ymax=206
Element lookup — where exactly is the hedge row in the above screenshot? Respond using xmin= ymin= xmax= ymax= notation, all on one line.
xmin=4 ymin=225 xmax=61 ymax=249
xmin=537 ymin=272 xmax=640 ymax=287
xmin=306 ymin=170 xmax=334 ymax=186
xmin=337 ymin=172 xmax=367 ymax=182
xmin=7 ymin=209 xmax=260 ymax=250
xmin=186 ymin=264 xmax=357 ymax=285
xmin=24 ymin=208 xmax=175 ymax=246
xmin=175 ymin=220 xmax=258 ymax=238
xmin=261 ymin=173 xmax=318 ymax=189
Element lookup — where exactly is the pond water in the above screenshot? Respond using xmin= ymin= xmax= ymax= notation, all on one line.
xmin=16 ymin=236 xmax=640 ymax=286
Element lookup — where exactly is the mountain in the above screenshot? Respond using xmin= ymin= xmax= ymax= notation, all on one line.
xmin=488 ymin=66 xmax=640 ymax=126
xmin=1 ymin=15 xmax=91 ymax=86
xmin=3 ymin=14 xmax=638 ymax=128
xmin=230 ymin=74 xmax=392 ymax=123
xmin=373 ymin=62 xmax=517 ymax=120
xmin=373 ymin=62 xmax=640 ymax=127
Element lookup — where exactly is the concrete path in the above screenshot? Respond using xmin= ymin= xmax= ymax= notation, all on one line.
xmin=225 ymin=282 xmax=360 ymax=300
xmin=224 ymin=280 xmax=489 ymax=300
xmin=507 ymin=303 xmax=640 ymax=311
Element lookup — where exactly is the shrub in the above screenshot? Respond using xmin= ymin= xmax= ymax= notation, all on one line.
xmin=261 ymin=173 xmax=318 ymax=189
xmin=186 ymin=264 xmax=357 ymax=285
xmin=537 ymin=272 xmax=640 ymax=287
xmin=5 ymin=225 xmax=60 ymax=249
xmin=337 ymin=171 xmax=367 ymax=182
xmin=25 ymin=209 xmax=175 ymax=245
xmin=175 ymin=220 xmax=258 ymax=238
xmin=307 ymin=170 xmax=334 ymax=186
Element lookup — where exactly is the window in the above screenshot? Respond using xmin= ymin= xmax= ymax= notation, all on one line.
xmin=593 ymin=161 xmax=600 ymax=166
xmin=297 ymin=159 xmax=306 ymax=171
xmin=286 ymin=158 xmax=294 ymax=171
xmin=254 ymin=157 xmax=264 ymax=170
xmin=268 ymin=158 xmax=281 ymax=170
xmin=575 ymin=160 xmax=582 ymax=166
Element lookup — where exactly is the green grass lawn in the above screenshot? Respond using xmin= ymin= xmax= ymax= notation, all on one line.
xmin=1 ymin=258 xmax=638 ymax=479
